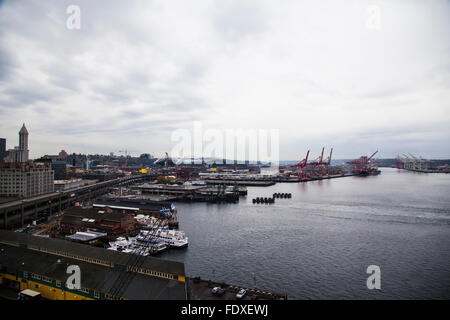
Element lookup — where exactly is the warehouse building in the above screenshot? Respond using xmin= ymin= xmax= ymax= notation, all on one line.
xmin=0 ymin=230 xmax=187 ymax=300
xmin=60 ymin=206 xmax=137 ymax=238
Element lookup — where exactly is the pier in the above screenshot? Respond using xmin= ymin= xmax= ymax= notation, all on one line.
xmin=133 ymin=183 xmax=242 ymax=203
xmin=188 ymin=276 xmax=287 ymax=300
xmin=204 ymin=179 xmax=276 ymax=187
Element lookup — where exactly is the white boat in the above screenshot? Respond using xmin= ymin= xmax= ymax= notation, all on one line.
xmin=107 ymin=236 xmax=135 ymax=253
xmin=108 ymin=236 xmax=167 ymax=255
xmin=137 ymin=229 xmax=188 ymax=249
xmin=158 ymin=228 xmax=189 ymax=248
xmin=134 ymin=215 xmax=168 ymax=229
xmin=147 ymin=240 xmax=168 ymax=254
xmin=135 ymin=232 xmax=168 ymax=254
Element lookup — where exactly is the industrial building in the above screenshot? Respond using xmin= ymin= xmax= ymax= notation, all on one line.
xmin=0 ymin=230 xmax=187 ymax=300
xmin=60 ymin=206 xmax=137 ymax=238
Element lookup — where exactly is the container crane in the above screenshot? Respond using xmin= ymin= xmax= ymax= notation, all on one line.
xmin=408 ymin=153 xmax=427 ymax=171
xmin=118 ymin=149 xmax=136 ymax=168
xmin=307 ymin=147 xmax=325 ymax=178
xmin=290 ymin=150 xmax=309 ymax=180
xmin=320 ymin=148 xmax=333 ymax=177
xmin=347 ymin=151 xmax=378 ymax=175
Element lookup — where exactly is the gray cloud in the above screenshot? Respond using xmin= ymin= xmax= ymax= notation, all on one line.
xmin=0 ymin=47 xmax=16 ymax=82
xmin=0 ymin=0 xmax=449 ymax=159
xmin=214 ymin=2 xmax=266 ymax=41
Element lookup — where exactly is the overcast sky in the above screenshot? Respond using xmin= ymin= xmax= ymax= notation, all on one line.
xmin=0 ymin=0 xmax=449 ymax=160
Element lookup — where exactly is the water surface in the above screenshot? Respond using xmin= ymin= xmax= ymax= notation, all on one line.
xmin=161 ymin=168 xmax=450 ymax=299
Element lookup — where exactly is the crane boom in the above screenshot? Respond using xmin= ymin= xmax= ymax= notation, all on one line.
xmin=368 ymin=150 xmax=378 ymax=161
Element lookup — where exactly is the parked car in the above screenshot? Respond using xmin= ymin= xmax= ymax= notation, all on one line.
xmin=211 ymin=287 xmax=225 ymax=296
xmin=236 ymin=289 xmax=246 ymax=299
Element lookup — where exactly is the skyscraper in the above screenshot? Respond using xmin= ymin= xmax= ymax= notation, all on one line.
xmin=0 ymin=124 xmax=54 ymax=198
xmin=0 ymin=138 xmax=6 ymax=163
xmin=18 ymin=123 xmax=29 ymax=162
xmin=4 ymin=123 xmax=30 ymax=163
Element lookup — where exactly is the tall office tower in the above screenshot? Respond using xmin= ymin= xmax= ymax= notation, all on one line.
xmin=4 ymin=124 xmax=30 ymax=163
xmin=18 ymin=123 xmax=29 ymax=162
xmin=0 ymin=138 xmax=6 ymax=163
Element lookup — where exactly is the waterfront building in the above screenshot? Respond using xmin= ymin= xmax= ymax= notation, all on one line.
xmin=60 ymin=206 xmax=137 ymax=238
xmin=0 ymin=230 xmax=187 ymax=300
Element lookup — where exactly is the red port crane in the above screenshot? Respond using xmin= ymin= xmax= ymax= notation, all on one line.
xmin=290 ymin=147 xmax=333 ymax=180
xmin=290 ymin=150 xmax=309 ymax=180
xmin=347 ymin=151 xmax=378 ymax=175
xmin=307 ymin=147 xmax=325 ymax=178
xmin=320 ymin=148 xmax=333 ymax=177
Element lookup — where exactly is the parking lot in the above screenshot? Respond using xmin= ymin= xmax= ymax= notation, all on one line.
xmin=189 ymin=277 xmax=286 ymax=300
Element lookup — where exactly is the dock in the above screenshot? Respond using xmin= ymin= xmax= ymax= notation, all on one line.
xmin=133 ymin=183 xmax=242 ymax=203
xmin=276 ymin=173 xmax=358 ymax=182
xmin=188 ymin=276 xmax=287 ymax=300
xmin=204 ymin=179 xmax=276 ymax=187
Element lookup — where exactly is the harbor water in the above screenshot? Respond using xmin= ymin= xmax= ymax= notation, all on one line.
xmin=160 ymin=168 xmax=450 ymax=299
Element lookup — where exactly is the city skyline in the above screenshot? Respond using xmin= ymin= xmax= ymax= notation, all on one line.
xmin=0 ymin=0 xmax=449 ymax=159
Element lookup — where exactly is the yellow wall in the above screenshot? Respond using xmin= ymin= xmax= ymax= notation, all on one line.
xmin=1 ymin=273 xmax=93 ymax=300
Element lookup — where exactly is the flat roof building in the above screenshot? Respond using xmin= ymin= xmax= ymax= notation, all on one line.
xmin=60 ymin=206 xmax=137 ymax=238
xmin=0 ymin=230 xmax=187 ymax=300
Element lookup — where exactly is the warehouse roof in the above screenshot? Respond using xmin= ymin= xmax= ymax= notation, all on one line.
xmin=63 ymin=207 xmax=132 ymax=221
xmin=65 ymin=231 xmax=107 ymax=242
xmin=0 ymin=230 xmax=185 ymax=276
xmin=0 ymin=243 xmax=186 ymax=300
